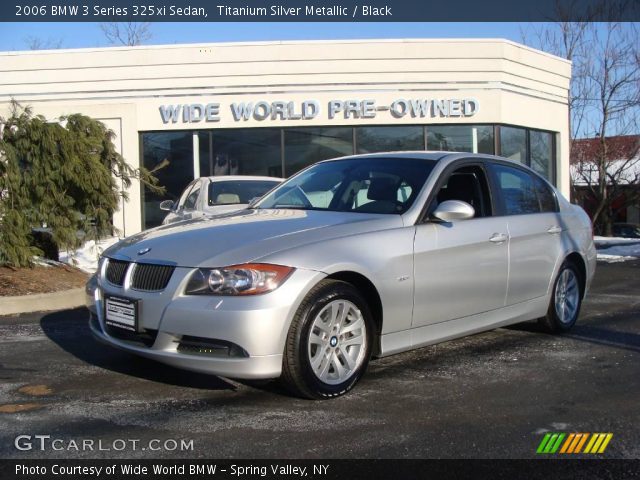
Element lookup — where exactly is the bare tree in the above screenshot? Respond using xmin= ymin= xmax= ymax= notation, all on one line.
xmin=100 ymin=22 xmax=152 ymax=46
xmin=522 ymin=6 xmax=640 ymax=236
xmin=24 ymin=36 xmax=64 ymax=50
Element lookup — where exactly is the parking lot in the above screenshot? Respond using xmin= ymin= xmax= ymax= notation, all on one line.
xmin=1 ymin=260 xmax=639 ymax=459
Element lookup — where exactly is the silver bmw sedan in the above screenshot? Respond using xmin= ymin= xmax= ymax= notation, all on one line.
xmin=87 ymin=152 xmax=596 ymax=399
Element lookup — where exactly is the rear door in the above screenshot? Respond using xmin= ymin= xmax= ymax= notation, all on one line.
xmin=412 ymin=162 xmax=509 ymax=328
xmin=488 ymin=162 xmax=563 ymax=305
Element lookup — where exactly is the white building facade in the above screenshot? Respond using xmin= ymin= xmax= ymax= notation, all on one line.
xmin=0 ymin=38 xmax=571 ymax=234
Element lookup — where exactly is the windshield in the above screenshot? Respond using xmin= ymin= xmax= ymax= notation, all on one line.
xmin=208 ymin=180 xmax=280 ymax=206
xmin=256 ymin=157 xmax=436 ymax=214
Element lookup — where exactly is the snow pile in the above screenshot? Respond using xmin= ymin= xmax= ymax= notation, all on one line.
xmin=59 ymin=237 xmax=121 ymax=273
xmin=594 ymin=236 xmax=640 ymax=263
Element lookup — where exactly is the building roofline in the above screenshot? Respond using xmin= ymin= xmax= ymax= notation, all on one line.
xmin=0 ymin=37 xmax=572 ymax=65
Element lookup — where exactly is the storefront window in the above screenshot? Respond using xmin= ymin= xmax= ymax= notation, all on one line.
xmin=141 ymin=131 xmax=193 ymax=229
xmin=198 ymin=131 xmax=211 ymax=177
xmin=140 ymin=123 xmax=557 ymax=230
xmin=211 ymin=128 xmax=282 ymax=178
xmin=499 ymin=126 xmax=527 ymax=163
xmin=530 ymin=130 xmax=554 ymax=180
xmin=356 ymin=126 xmax=423 ymax=154
xmin=284 ymin=127 xmax=353 ymax=176
xmin=427 ymin=125 xmax=494 ymax=154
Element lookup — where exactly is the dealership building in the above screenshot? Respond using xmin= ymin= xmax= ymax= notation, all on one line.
xmin=0 ymin=38 xmax=571 ymax=234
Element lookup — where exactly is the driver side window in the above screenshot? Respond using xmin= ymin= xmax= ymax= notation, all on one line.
xmin=183 ymin=184 xmax=201 ymax=211
xmin=435 ymin=165 xmax=492 ymax=218
xmin=176 ymin=181 xmax=197 ymax=210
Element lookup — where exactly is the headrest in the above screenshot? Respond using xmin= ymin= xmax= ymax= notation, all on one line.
xmin=215 ymin=193 xmax=240 ymax=204
xmin=367 ymin=177 xmax=398 ymax=202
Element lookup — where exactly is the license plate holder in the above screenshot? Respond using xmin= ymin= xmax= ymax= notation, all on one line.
xmin=104 ymin=295 xmax=139 ymax=332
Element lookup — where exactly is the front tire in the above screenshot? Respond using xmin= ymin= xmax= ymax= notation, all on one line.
xmin=539 ymin=261 xmax=583 ymax=333
xmin=281 ymin=279 xmax=373 ymax=399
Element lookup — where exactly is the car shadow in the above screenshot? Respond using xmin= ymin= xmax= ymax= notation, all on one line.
xmin=505 ymin=319 xmax=640 ymax=354
xmin=39 ymin=307 xmax=240 ymax=392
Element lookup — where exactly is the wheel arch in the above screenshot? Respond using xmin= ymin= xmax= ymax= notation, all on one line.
xmin=564 ymin=251 xmax=587 ymax=299
xmin=325 ymin=270 xmax=384 ymax=357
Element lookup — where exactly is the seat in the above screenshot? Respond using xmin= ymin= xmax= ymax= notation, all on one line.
xmin=355 ymin=177 xmax=399 ymax=214
xmin=215 ymin=193 xmax=240 ymax=204
xmin=437 ymin=173 xmax=483 ymax=216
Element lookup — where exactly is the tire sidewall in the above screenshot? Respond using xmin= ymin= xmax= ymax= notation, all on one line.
xmin=295 ymin=283 xmax=373 ymax=399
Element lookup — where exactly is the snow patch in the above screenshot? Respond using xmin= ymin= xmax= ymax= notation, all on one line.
xmin=594 ymin=236 xmax=640 ymax=263
xmin=59 ymin=237 xmax=120 ymax=273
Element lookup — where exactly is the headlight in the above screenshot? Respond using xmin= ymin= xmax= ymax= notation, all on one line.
xmin=185 ymin=263 xmax=294 ymax=296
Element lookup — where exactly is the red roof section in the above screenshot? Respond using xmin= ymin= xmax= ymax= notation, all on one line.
xmin=571 ymin=135 xmax=640 ymax=164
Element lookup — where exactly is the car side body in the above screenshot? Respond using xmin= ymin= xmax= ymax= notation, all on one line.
xmin=87 ymin=152 xmax=596 ymax=398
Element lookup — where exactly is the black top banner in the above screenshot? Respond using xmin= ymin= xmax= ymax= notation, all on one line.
xmin=5 ymin=0 xmax=640 ymax=22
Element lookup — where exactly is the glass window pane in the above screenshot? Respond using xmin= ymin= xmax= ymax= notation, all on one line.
xmin=184 ymin=184 xmax=200 ymax=210
xmin=208 ymin=179 xmax=281 ymax=206
xmin=356 ymin=126 xmax=423 ymax=154
xmin=499 ymin=126 xmax=527 ymax=163
xmin=533 ymin=176 xmax=558 ymax=212
xmin=198 ymin=131 xmax=211 ymax=177
xmin=530 ymin=130 xmax=553 ymax=180
xmin=284 ymin=127 xmax=353 ymax=177
xmin=211 ymin=129 xmax=282 ymax=178
xmin=427 ymin=125 xmax=494 ymax=154
xmin=141 ymin=131 xmax=194 ymax=229
xmin=493 ymin=164 xmax=540 ymax=215
xmin=259 ymin=157 xmax=436 ymax=215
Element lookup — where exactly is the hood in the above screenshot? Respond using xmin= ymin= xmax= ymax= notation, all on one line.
xmin=202 ymin=204 xmax=249 ymax=215
xmin=104 ymin=208 xmax=402 ymax=267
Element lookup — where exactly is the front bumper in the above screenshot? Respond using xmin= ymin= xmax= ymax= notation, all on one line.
xmin=87 ymin=266 xmax=324 ymax=379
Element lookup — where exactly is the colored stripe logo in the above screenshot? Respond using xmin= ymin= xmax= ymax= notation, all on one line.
xmin=536 ymin=433 xmax=613 ymax=454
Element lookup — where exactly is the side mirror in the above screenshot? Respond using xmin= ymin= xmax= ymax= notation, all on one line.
xmin=159 ymin=200 xmax=175 ymax=211
xmin=431 ymin=200 xmax=475 ymax=222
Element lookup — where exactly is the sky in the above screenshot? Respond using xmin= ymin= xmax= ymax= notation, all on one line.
xmin=0 ymin=22 xmax=528 ymax=51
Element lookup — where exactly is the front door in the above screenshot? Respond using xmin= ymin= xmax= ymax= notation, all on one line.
xmin=412 ymin=164 xmax=509 ymax=328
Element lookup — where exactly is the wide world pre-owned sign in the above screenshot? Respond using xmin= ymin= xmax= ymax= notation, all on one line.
xmin=159 ymin=98 xmax=480 ymax=124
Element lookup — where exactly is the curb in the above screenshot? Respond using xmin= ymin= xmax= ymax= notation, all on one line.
xmin=0 ymin=287 xmax=85 ymax=316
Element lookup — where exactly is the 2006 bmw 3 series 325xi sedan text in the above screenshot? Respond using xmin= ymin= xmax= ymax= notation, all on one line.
xmin=87 ymin=152 xmax=596 ymax=399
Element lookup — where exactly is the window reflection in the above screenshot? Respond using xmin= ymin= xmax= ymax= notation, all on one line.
xmin=284 ymin=127 xmax=353 ymax=177
xmin=141 ymin=131 xmax=193 ymax=229
xmin=356 ymin=126 xmax=423 ymax=154
xmin=211 ymin=129 xmax=282 ymax=177
xmin=530 ymin=130 xmax=553 ymax=180
xmin=500 ymin=126 xmax=527 ymax=163
xmin=427 ymin=125 xmax=494 ymax=154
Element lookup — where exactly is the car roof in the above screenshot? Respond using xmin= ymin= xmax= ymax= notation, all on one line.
xmin=204 ymin=175 xmax=283 ymax=182
xmin=318 ymin=150 xmax=545 ymax=172
xmin=320 ymin=151 xmax=448 ymax=162
xmin=317 ymin=150 xmax=523 ymax=163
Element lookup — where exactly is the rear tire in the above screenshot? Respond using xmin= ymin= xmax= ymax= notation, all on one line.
xmin=539 ymin=260 xmax=583 ymax=333
xmin=281 ymin=279 xmax=373 ymax=399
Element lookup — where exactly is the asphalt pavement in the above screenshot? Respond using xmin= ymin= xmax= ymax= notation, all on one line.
xmin=0 ymin=260 xmax=639 ymax=459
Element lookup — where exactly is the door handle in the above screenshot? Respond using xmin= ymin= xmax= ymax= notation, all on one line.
xmin=489 ymin=233 xmax=508 ymax=244
xmin=547 ymin=226 xmax=562 ymax=234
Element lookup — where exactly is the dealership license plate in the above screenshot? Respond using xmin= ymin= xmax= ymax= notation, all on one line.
xmin=104 ymin=296 xmax=138 ymax=332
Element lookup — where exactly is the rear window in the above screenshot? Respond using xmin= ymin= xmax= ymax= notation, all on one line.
xmin=208 ymin=180 xmax=279 ymax=206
